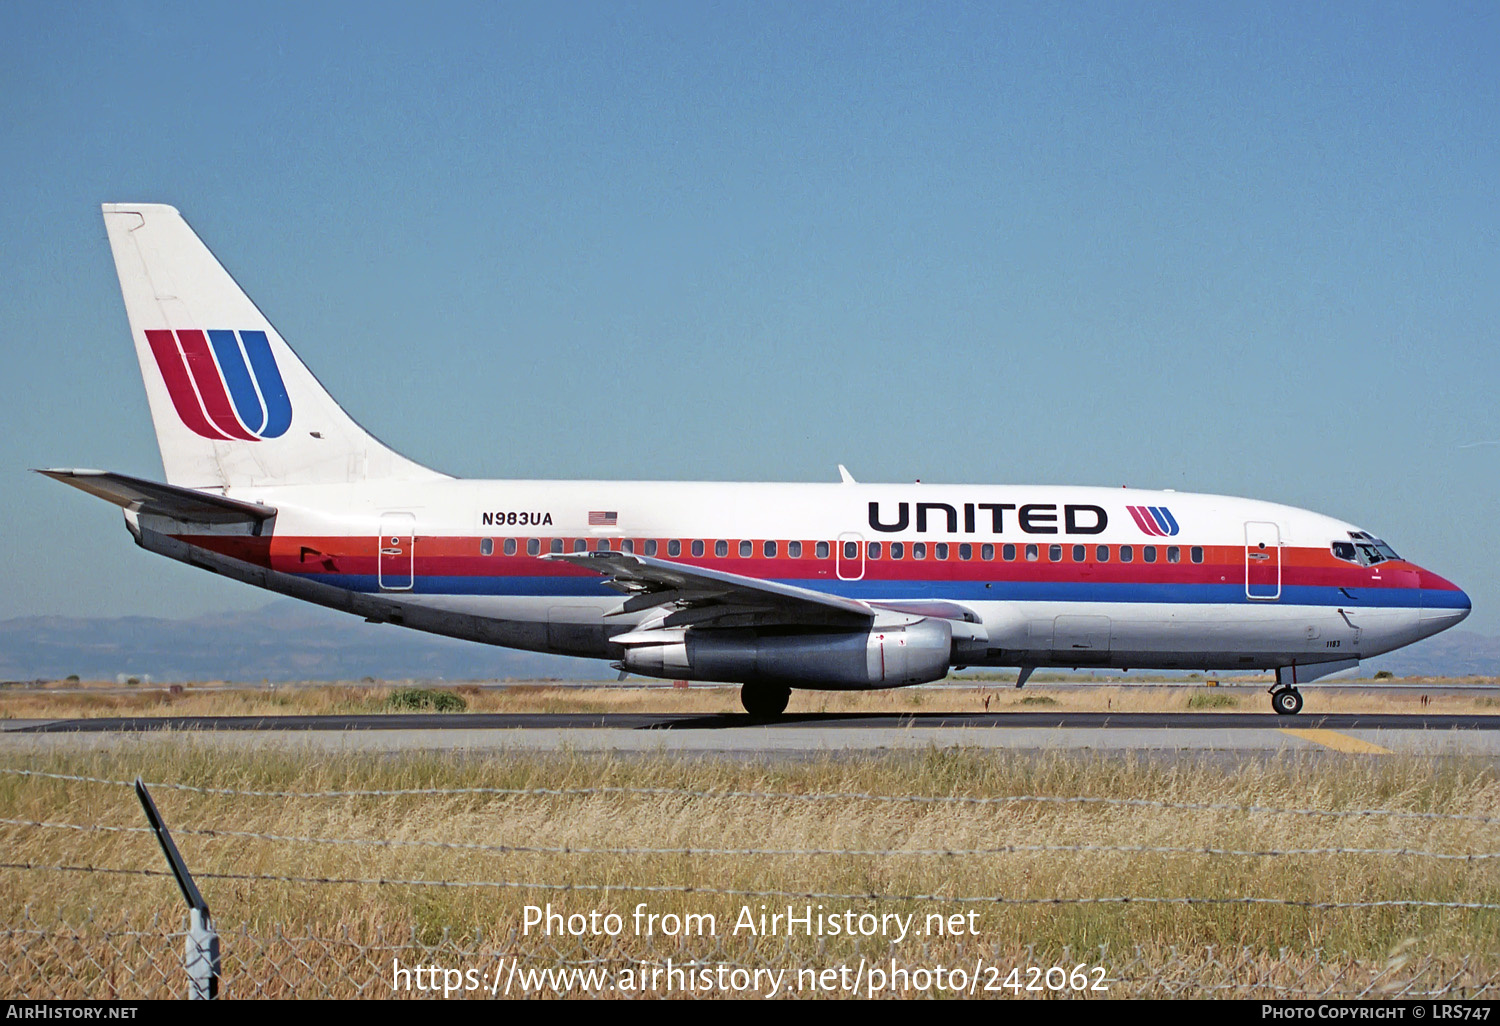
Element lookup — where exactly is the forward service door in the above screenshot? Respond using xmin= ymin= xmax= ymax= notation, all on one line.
xmin=1244 ymin=521 xmax=1281 ymax=601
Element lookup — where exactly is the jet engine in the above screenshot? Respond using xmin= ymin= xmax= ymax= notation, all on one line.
xmin=618 ymin=618 xmax=954 ymax=689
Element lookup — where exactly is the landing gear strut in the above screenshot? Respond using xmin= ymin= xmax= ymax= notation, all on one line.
xmin=740 ymin=683 xmax=791 ymax=718
xmin=1270 ymin=686 xmax=1304 ymax=716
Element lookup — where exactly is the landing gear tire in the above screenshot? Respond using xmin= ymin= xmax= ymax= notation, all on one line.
xmin=1271 ymin=687 xmax=1304 ymax=716
xmin=741 ymin=683 xmax=792 ymax=718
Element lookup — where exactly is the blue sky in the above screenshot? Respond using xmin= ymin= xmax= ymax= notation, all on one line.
xmin=2 ymin=1 xmax=1497 ymax=629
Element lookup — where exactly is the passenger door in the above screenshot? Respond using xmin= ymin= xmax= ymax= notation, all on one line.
xmin=1244 ymin=521 xmax=1281 ymax=600
xmin=378 ymin=512 xmax=415 ymax=591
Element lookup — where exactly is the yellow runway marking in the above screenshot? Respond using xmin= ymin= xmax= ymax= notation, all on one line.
xmin=1279 ymin=728 xmax=1393 ymax=755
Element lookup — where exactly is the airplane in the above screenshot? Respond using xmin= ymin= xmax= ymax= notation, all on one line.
xmin=39 ymin=204 xmax=1471 ymax=717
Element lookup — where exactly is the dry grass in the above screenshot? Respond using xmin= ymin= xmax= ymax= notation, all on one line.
xmin=1 ymin=745 xmax=1498 ymax=996
xmin=1 ymin=678 xmax=1496 ymax=720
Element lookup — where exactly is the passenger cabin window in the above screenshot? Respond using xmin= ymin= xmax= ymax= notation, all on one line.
xmin=1120 ymin=545 xmax=1133 ymax=563
xmin=1003 ymin=544 xmax=1016 ymax=561
xmin=621 ymin=539 xmax=634 ymax=554
xmin=815 ymin=541 xmax=830 ymax=559
xmin=1191 ymin=546 xmax=1204 ymax=563
xmin=1025 ymin=544 xmax=1039 ymax=562
xmin=692 ymin=540 xmax=705 ymax=557
xmin=890 ymin=542 xmax=905 ymax=559
xmin=764 ymin=540 xmax=777 ymax=558
xmin=981 ymin=543 xmax=994 ymax=560
xmin=715 ymin=540 xmax=728 ymax=558
xmin=959 ymin=543 xmax=972 ymax=560
xmin=595 ymin=538 xmax=610 ymax=551
xmin=1048 ymin=544 xmax=1062 ymax=562
xmin=1072 ymin=545 xmax=1085 ymax=562
xmin=504 ymin=538 xmax=517 ymax=556
xmin=843 ymin=540 xmax=858 ymax=559
xmin=480 ymin=538 xmax=493 ymax=556
xmin=1144 ymin=546 xmax=1157 ymax=563
xmin=574 ymin=538 xmax=587 ymax=553
xmin=1167 ymin=546 xmax=1180 ymax=563
xmin=788 ymin=541 xmax=802 ymax=558
xmin=1096 ymin=545 xmax=1109 ymax=562
xmin=550 ymin=538 xmax=564 ymax=554
xmin=527 ymin=538 xmax=540 ymax=556
xmin=668 ymin=539 xmax=681 ymax=557
xmin=739 ymin=540 xmax=752 ymax=558
xmin=913 ymin=542 xmax=927 ymax=560
xmin=644 ymin=539 xmax=657 ymax=556
xmin=935 ymin=543 xmax=949 ymax=560
xmin=868 ymin=542 xmax=881 ymax=559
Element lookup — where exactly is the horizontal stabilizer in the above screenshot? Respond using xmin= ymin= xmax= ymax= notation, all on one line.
xmin=35 ymin=469 xmax=276 ymax=524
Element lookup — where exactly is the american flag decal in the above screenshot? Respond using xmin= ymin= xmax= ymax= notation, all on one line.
xmin=588 ymin=511 xmax=618 ymax=526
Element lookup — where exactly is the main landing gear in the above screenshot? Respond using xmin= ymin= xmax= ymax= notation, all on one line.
xmin=1270 ymin=686 xmax=1304 ymax=716
xmin=740 ymin=683 xmax=792 ymax=718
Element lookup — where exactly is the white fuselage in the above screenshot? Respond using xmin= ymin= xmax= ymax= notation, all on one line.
xmin=128 ymin=478 xmax=1471 ymax=681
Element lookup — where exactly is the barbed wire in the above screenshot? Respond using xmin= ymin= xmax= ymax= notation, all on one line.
xmin=2 ymin=861 xmax=1497 ymax=910
xmin=3 ymin=815 xmax=1497 ymax=863
xmin=4 ymin=767 xmax=1497 ymax=825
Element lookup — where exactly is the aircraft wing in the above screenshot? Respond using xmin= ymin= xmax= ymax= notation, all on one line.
xmin=543 ymin=551 xmax=875 ymax=629
xmin=36 ymin=468 xmax=277 ymax=525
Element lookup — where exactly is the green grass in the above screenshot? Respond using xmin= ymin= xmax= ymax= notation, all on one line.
xmin=385 ymin=687 xmax=467 ymax=712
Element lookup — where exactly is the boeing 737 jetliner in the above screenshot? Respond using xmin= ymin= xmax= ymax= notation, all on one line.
xmin=41 ymin=204 xmax=1471 ymax=716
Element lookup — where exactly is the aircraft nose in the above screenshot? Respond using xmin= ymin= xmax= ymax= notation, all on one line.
xmin=1418 ymin=568 xmax=1471 ymax=632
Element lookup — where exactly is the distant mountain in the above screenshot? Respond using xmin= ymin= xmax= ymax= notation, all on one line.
xmin=0 ymin=602 xmax=1493 ymax=683
xmin=1362 ymin=630 xmax=1500 ymax=678
xmin=0 ymin=601 xmax=604 ymax=682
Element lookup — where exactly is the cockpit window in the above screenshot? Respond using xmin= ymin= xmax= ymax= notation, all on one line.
xmin=1335 ymin=532 xmax=1401 ymax=566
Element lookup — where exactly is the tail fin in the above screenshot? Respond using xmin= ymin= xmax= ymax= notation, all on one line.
xmin=101 ymin=203 xmax=444 ymax=488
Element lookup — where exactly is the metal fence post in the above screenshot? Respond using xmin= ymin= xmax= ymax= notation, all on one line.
xmin=185 ymin=907 xmax=220 ymax=1000
xmin=135 ymin=777 xmax=220 ymax=999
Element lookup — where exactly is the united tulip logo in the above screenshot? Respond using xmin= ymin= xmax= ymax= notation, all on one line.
xmin=1127 ymin=505 xmax=1180 ymax=537
xmin=145 ymin=329 xmax=291 ymax=441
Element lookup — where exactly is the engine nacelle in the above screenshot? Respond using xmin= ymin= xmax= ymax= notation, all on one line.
xmin=620 ymin=619 xmax=954 ymax=689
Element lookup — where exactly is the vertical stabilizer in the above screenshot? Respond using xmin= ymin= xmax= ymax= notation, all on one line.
xmin=101 ymin=203 xmax=445 ymax=488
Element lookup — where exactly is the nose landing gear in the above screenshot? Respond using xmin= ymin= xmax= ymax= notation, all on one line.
xmin=1270 ymin=686 xmax=1304 ymax=716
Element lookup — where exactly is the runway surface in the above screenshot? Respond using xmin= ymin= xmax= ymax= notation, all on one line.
xmin=6 ymin=711 xmax=1500 ymax=733
xmin=3 ymin=711 xmax=1498 ymax=758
